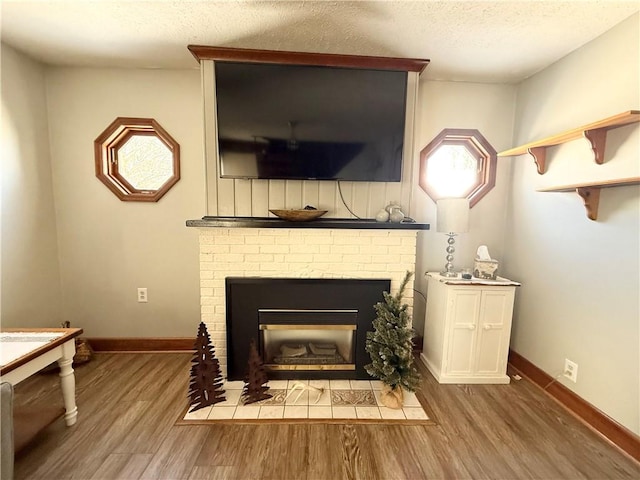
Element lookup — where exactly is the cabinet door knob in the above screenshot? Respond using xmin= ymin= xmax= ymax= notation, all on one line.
xmin=468 ymin=324 xmax=476 ymax=330
xmin=484 ymin=324 xmax=492 ymax=330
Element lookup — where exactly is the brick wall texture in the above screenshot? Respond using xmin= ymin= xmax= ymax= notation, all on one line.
xmin=198 ymin=228 xmax=418 ymax=376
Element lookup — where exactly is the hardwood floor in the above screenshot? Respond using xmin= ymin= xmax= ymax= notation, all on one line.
xmin=12 ymin=353 xmax=639 ymax=479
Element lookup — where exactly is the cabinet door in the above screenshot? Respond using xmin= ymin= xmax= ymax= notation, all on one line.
xmin=445 ymin=289 xmax=481 ymax=376
xmin=475 ymin=289 xmax=514 ymax=375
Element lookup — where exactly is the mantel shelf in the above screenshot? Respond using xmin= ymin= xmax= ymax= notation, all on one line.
xmin=537 ymin=177 xmax=640 ymax=221
xmin=186 ymin=216 xmax=430 ymax=230
xmin=498 ymin=110 xmax=640 ymax=174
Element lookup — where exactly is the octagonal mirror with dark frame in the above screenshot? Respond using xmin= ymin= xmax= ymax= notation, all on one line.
xmin=94 ymin=117 xmax=180 ymax=202
xmin=418 ymin=128 xmax=497 ymax=207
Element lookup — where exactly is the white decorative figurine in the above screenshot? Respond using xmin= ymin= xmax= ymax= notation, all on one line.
xmin=375 ymin=208 xmax=390 ymax=222
xmin=389 ymin=206 xmax=405 ymax=223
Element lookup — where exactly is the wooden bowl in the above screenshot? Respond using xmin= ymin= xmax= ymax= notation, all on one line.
xmin=269 ymin=209 xmax=328 ymax=222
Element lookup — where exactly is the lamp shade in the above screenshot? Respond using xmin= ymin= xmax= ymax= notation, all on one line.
xmin=436 ymin=198 xmax=469 ymax=233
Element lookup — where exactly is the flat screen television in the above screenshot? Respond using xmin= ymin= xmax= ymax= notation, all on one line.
xmin=214 ymin=61 xmax=408 ymax=182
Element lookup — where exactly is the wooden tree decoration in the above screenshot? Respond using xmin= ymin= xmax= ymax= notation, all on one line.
xmin=188 ymin=322 xmax=226 ymax=412
xmin=241 ymin=338 xmax=272 ymax=405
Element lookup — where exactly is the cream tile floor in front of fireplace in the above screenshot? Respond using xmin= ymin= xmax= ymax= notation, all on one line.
xmin=183 ymin=379 xmax=430 ymax=421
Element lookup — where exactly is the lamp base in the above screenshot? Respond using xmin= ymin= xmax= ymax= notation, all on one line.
xmin=440 ymin=233 xmax=459 ymax=278
xmin=439 ymin=270 xmax=458 ymax=278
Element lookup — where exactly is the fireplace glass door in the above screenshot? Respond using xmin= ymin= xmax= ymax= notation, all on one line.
xmin=259 ymin=309 xmax=357 ymax=372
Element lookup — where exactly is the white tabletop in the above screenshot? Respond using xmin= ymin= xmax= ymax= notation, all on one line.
xmin=0 ymin=332 xmax=65 ymax=367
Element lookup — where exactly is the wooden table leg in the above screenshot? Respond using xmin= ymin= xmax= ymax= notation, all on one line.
xmin=57 ymin=341 xmax=78 ymax=426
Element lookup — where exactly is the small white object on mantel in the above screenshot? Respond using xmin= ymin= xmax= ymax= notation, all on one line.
xmin=375 ymin=208 xmax=390 ymax=222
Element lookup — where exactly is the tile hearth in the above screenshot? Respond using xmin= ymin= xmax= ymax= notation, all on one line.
xmin=182 ymin=379 xmax=430 ymax=421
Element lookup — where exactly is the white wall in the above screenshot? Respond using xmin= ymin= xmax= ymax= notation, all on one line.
xmin=1 ymin=44 xmax=63 ymax=327
xmin=45 ymin=67 xmax=205 ymax=337
xmin=411 ymin=80 xmax=517 ymax=335
xmin=2 ymin=45 xmax=516 ymax=341
xmin=505 ymin=13 xmax=639 ymax=434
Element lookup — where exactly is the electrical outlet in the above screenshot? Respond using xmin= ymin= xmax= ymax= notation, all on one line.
xmin=137 ymin=288 xmax=148 ymax=303
xmin=564 ymin=358 xmax=578 ymax=382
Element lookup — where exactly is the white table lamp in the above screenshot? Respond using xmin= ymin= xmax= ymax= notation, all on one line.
xmin=437 ymin=198 xmax=469 ymax=277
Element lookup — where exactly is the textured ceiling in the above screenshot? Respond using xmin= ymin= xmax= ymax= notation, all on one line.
xmin=1 ymin=1 xmax=638 ymax=83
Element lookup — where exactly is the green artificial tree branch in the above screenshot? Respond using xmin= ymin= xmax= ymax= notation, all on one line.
xmin=364 ymin=271 xmax=421 ymax=392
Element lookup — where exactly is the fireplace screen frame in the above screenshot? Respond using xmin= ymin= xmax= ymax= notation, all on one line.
xmin=225 ymin=277 xmax=391 ymax=381
xmin=259 ymin=309 xmax=358 ymax=372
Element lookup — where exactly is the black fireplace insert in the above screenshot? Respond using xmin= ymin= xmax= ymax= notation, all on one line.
xmin=225 ymin=277 xmax=391 ymax=380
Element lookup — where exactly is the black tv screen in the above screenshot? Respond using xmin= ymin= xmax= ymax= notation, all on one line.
xmin=214 ymin=61 xmax=407 ymax=182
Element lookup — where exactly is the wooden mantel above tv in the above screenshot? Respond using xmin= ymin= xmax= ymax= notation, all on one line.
xmin=187 ymin=45 xmax=430 ymax=73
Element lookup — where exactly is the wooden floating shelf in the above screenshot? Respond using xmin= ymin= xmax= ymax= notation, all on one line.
xmin=537 ymin=177 xmax=640 ymax=221
xmin=499 ymin=110 xmax=640 ymax=174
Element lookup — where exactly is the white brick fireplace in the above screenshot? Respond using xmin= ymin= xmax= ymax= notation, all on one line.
xmin=194 ymin=225 xmax=421 ymax=377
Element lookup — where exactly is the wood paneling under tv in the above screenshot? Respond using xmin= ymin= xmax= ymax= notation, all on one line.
xmin=187 ymin=45 xmax=430 ymax=72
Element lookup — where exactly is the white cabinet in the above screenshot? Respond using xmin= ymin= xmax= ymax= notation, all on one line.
xmin=420 ymin=272 xmax=518 ymax=384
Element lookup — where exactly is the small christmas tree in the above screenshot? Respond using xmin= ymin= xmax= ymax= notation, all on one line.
xmin=365 ymin=271 xmax=421 ymax=405
xmin=188 ymin=322 xmax=226 ymax=412
xmin=242 ymin=338 xmax=272 ymax=405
